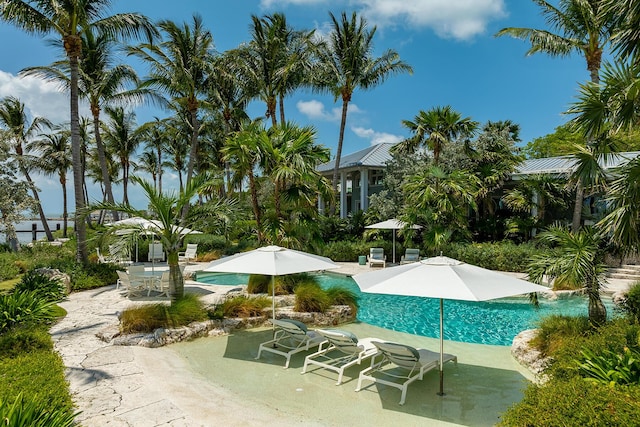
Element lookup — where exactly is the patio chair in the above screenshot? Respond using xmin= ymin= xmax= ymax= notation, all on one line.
xmin=150 ymin=271 xmax=171 ymax=298
xmin=116 ymin=270 xmax=147 ymax=298
xmin=367 ymin=248 xmax=386 ymax=268
xmin=256 ymin=318 xmax=327 ymax=369
xmin=96 ymin=247 xmax=116 ymax=264
xmin=178 ymin=243 xmax=198 ymax=264
xmin=356 ymin=341 xmax=457 ymax=405
xmin=149 ymin=242 xmax=165 ymax=262
xmin=400 ymin=248 xmax=420 ymax=264
xmin=302 ymin=329 xmax=381 ymax=385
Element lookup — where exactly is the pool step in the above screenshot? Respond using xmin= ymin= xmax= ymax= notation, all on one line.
xmin=606 ymin=265 xmax=640 ymax=282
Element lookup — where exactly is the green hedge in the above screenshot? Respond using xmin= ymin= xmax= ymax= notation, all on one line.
xmin=442 ymin=242 xmax=551 ymax=272
xmin=318 ymin=240 xmax=395 ymax=262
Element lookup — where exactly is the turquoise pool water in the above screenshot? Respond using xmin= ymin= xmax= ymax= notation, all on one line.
xmin=195 ymin=271 xmax=615 ymax=346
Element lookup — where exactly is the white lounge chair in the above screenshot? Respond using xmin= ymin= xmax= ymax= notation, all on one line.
xmin=151 ymin=271 xmax=171 ymax=298
xmin=178 ymin=243 xmax=198 ymax=264
xmin=302 ymin=329 xmax=381 ymax=385
xmin=256 ymin=318 xmax=327 ymax=369
xmin=400 ymin=248 xmax=420 ymax=264
xmin=367 ymin=248 xmax=386 ymax=268
xmin=356 ymin=341 xmax=457 ymax=405
xmin=148 ymin=242 xmax=165 ymax=262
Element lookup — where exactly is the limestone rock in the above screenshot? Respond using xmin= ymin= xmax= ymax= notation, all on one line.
xmin=511 ymin=329 xmax=552 ymax=382
xmin=34 ymin=267 xmax=72 ymax=294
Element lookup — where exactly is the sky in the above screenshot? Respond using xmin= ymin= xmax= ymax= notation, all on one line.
xmin=0 ymin=0 xmax=590 ymax=216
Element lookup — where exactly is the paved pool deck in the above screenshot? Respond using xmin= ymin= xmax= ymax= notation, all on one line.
xmin=49 ymin=262 xmax=634 ymax=426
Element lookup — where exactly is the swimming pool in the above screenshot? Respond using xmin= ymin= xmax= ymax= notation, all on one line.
xmin=195 ymin=271 xmax=614 ymax=346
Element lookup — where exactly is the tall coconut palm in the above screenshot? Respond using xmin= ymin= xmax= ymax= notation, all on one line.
xmin=128 ymin=14 xmax=214 ymax=195
xmin=140 ymin=117 xmax=168 ymax=194
xmin=394 ymin=105 xmax=479 ymax=165
xmin=136 ymin=149 xmax=160 ymax=191
xmin=496 ymin=0 xmax=618 ymax=232
xmin=527 ymin=224 xmax=608 ymax=325
xmin=28 ymin=126 xmax=72 ymax=237
xmin=1 ymin=0 xmax=156 ymax=262
xmin=313 ymin=11 xmax=412 ymax=215
xmin=101 ymin=106 xmax=142 ymax=205
xmin=90 ymin=175 xmax=206 ymax=301
xmin=0 ymin=96 xmax=53 ymax=241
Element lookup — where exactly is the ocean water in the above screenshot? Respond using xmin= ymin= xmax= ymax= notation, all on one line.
xmin=0 ymin=219 xmax=67 ymax=243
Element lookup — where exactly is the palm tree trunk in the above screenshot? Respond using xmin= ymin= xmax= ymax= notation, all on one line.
xmin=167 ymin=251 xmax=184 ymax=300
xmin=92 ymin=108 xmax=119 ymax=221
xmin=183 ymin=106 xmax=199 ymax=220
xmin=67 ymin=38 xmax=88 ymax=262
xmin=122 ymin=163 xmax=129 ymax=205
xmin=248 ymin=169 xmax=263 ymax=243
xmin=60 ymin=173 xmax=67 ymax=238
xmin=20 ymin=165 xmax=53 ymax=241
xmin=157 ymin=146 xmax=163 ymax=195
xmin=571 ymin=184 xmax=584 ymax=233
xmin=279 ymin=95 xmax=285 ymax=125
xmin=330 ymin=99 xmax=349 ymax=216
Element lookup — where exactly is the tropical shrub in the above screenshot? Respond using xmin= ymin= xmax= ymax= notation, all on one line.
xmin=14 ymin=270 xmax=65 ymax=302
xmin=247 ymin=273 xmax=318 ymax=295
xmin=576 ymin=347 xmax=640 ymax=385
xmin=318 ymin=240 xmax=391 ymax=262
xmin=0 ymin=291 xmax=55 ymax=333
xmin=220 ymin=295 xmax=270 ymax=318
xmin=0 ymin=255 xmax=20 ymax=281
xmin=184 ymin=234 xmax=227 ymax=253
xmin=294 ymin=283 xmax=331 ymax=313
xmin=247 ymin=274 xmax=270 ymax=294
xmin=0 ymin=393 xmax=76 ymax=427
xmin=119 ymin=293 xmax=208 ymax=334
xmin=530 ymin=315 xmax=593 ymax=356
xmin=620 ymin=282 xmax=640 ymax=323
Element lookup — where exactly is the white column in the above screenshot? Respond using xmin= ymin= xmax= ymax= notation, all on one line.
xmin=317 ymin=194 xmax=325 ymax=215
xmin=340 ymin=171 xmax=347 ymax=219
xmin=360 ymin=168 xmax=369 ymax=212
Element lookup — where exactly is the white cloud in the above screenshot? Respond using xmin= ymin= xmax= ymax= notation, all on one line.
xmin=0 ymin=70 xmax=71 ymax=123
xmin=260 ymin=0 xmax=506 ymax=40
xmin=352 ymin=126 xmax=404 ymax=145
xmin=297 ymin=99 xmax=362 ymax=122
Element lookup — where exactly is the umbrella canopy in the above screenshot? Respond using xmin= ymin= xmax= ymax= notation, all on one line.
xmin=365 ymin=218 xmax=422 ymax=264
xmin=203 ymin=245 xmax=341 ymax=322
xmin=353 ymin=255 xmax=549 ymax=395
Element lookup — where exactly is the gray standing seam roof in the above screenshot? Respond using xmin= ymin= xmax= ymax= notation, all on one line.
xmin=317 ymin=142 xmax=396 ymax=173
xmin=514 ymin=151 xmax=640 ymax=176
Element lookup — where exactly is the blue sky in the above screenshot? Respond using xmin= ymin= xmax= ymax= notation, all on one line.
xmin=0 ymin=0 xmax=589 ymax=215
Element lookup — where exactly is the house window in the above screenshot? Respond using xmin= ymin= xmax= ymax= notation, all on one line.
xmin=370 ymin=169 xmax=384 ymax=186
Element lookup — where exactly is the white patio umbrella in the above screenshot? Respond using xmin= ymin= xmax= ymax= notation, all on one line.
xmin=353 ymin=255 xmax=549 ymax=396
xmin=365 ymin=218 xmax=422 ymax=264
xmin=202 ymin=245 xmax=341 ymax=325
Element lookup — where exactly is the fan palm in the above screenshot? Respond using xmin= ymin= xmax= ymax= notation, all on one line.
xmin=1 ymin=0 xmax=156 ymax=262
xmin=0 ymin=96 xmax=53 ymax=241
xmin=527 ymin=224 xmax=608 ymax=325
xmin=313 ymin=11 xmax=412 ymax=215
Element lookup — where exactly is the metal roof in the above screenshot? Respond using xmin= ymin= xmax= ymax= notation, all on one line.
xmin=514 ymin=151 xmax=640 ymax=177
xmin=317 ymin=142 xmax=396 ymax=173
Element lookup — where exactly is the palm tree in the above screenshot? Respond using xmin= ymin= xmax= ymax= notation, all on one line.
xmin=222 ymin=119 xmax=266 ymax=242
xmin=28 ymin=126 xmax=72 ymax=237
xmin=0 ymin=96 xmax=53 ymax=241
xmin=140 ymin=117 xmax=168 ymax=194
xmin=102 ymin=107 xmax=142 ymax=205
xmin=1 ymin=0 xmax=156 ymax=262
xmin=313 ymin=11 xmax=413 ymax=215
xmin=394 ymin=105 xmax=479 ymax=165
xmin=90 ymin=175 xmax=206 ymax=301
xmin=496 ymin=0 xmax=618 ymax=232
xmin=128 ymin=14 xmax=214 ymax=194
xmin=136 ymin=149 xmax=160 ymax=191
xmin=527 ymin=225 xmax=608 ymax=325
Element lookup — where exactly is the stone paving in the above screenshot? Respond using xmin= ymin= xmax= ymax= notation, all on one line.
xmin=48 ymin=262 xmax=634 ymax=426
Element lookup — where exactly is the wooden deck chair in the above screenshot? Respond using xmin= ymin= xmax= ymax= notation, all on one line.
xmin=356 ymin=341 xmax=457 ymax=405
xmin=178 ymin=243 xmax=198 ymax=264
xmin=302 ymin=329 xmax=381 ymax=385
xmin=400 ymin=248 xmax=420 ymax=264
xmin=256 ymin=319 xmax=327 ymax=369
xmin=367 ymin=248 xmax=386 ymax=268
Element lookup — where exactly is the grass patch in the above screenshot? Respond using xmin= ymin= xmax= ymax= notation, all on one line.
xmin=0 ymin=277 xmax=20 ymax=293
xmin=119 ymin=293 xmax=208 ymax=334
xmin=0 ymin=324 xmax=74 ymax=422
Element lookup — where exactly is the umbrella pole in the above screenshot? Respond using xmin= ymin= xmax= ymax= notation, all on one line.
xmin=271 ymin=275 xmax=276 ymax=341
xmin=438 ymin=298 xmax=445 ymax=396
xmin=393 ymin=230 xmax=396 ymax=264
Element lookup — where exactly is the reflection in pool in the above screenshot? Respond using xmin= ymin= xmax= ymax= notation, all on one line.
xmin=195 ymin=271 xmax=614 ymax=346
